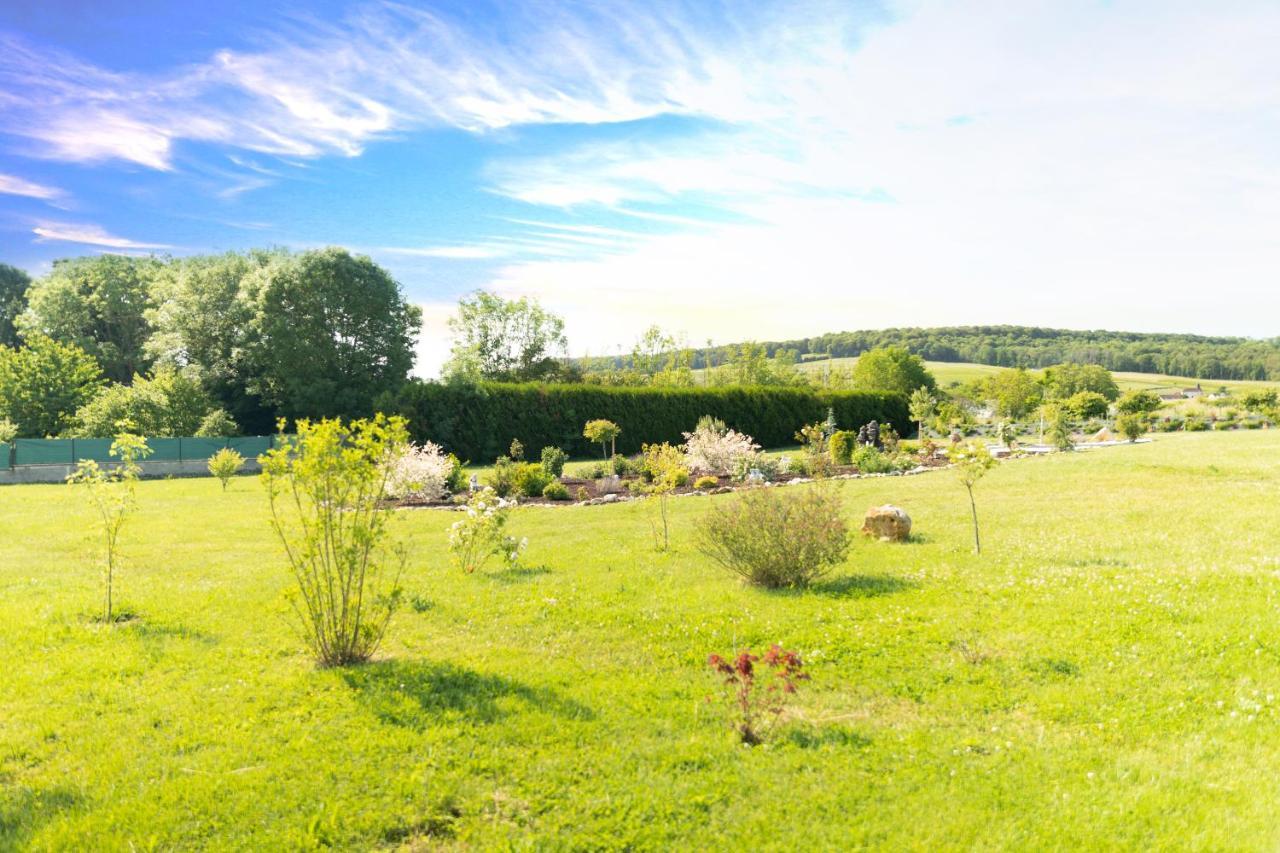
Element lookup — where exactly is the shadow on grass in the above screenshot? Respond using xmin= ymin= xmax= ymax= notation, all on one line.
xmin=487 ymin=563 xmax=552 ymax=584
xmin=784 ymin=725 xmax=872 ymax=750
xmin=342 ymin=660 xmax=594 ymax=729
xmin=804 ymin=573 xmax=918 ymax=599
xmin=0 ymin=785 xmax=80 ymax=847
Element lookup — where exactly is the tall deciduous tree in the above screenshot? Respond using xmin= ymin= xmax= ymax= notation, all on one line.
xmin=443 ymin=290 xmax=568 ymax=383
xmin=245 ymin=248 xmax=421 ymax=421
xmin=851 ymin=346 xmax=936 ymax=395
xmin=0 ymin=263 xmax=31 ymax=348
xmin=985 ymin=368 xmax=1042 ymax=419
xmin=145 ymin=250 xmax=281 ymax=432
xmin=18 ymin=255 xmax=160 ymax=383
xmin=0 ymin=335 xmax=103 ymax=437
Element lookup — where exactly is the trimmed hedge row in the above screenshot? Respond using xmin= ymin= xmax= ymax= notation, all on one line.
xmin=379 ymin=381 xmax=911 ymax=462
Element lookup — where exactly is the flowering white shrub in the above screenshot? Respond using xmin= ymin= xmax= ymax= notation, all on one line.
xmin=449 ymin=488 xmax=527 ymax=573
xmin=682 ymin=423 xmax=761 ymax=475
xmin=385 ymin=441 xmax=453 ymax=501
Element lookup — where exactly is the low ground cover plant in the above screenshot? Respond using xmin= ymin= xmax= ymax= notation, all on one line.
xmin=707 ymin=645 xmax=808 ymax=745
xmin=260 ymin=415 xmax=407 ymax=667
xmin=697 ymin=484 xmax=850 ymax=588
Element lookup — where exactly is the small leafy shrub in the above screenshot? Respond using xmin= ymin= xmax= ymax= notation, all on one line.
xmin=260 ymin=416 xmax=406 ymax=666
xmin=610 ymin=454 xmax=634 ymax=476
xmin=1115 ymin=413 xmax=1146 ymax=442
xmin=634 ymin=442 xmax=687 ymax=550
xmin=386 ymin=441 xmax=454 ymax=502
xmin=584 ymin=461 xmax=607 ymax=479
xmin=508 ymin=438 xmax=524 ymax=460
xmin=683 ymin=421 xmax=760 ymax=475
xmin=850 ymin=445 xmax=892 ymax=474
xmin=879 ymin=423 xmax=900 ymax=454
xmin=448 ymin=488 xmax=526 ymax=573
xmin=697 ymin=485 xmax=850 ymax=588
xmin=486 ymin=456 xmax=518 ymax=497
xmin=1065 ymin=390 xmax=1110 ymax=419
xmin=829 ymin=430 xmax=857 ymax=464
xmin=540 ymin=446 xmax=568 ymax=478
xmin=207 ymin=447 xmax=245 ymax=490
xmin=67 ymin=432 xmax=151 ymax=624
xmin=575 ymin=486 xmax=590 ymax=501
xmin=694 ymin=475 xmax=719 ymax=490
xmin=1184 ymin=415 xmax=1209 ymax=432
xmin=195 ymin=408 xmax=239 ymax=437
xmin=0 ymin=418 xmax=18 ymax=444
xmin=583 ymin=419 xmax=621 ymax=458
xmin=707 ymin=645 xmax=809 ymax=745
xmin=445 ymin=453 xmax=467 ymax=493
xmin=730 ymin=452 xmax=781 ymax=483
xmin=794 ymin=422 xmax=832 ymax=477
xmin=542 ymin=481 xmax=570 ymax=501
xmin=514 ymin=462 xmax=554 ymax=498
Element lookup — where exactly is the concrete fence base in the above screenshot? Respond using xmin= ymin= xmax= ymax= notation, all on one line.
xmin=0 ymin=457 xmax=263 ymax=485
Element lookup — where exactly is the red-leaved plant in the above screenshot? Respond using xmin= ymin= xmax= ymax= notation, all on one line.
xmin=707 ymin=645 xmax=808 ymax=745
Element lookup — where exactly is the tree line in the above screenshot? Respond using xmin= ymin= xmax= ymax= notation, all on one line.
xmin=0 ymin=250 xmax=420 ymax=438
xmin=592 ymin=325 xmax=1280 ymax=382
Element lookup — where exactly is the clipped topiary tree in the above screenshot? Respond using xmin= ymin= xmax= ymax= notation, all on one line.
xmin=583 ymin=419 xmax=621 ymax=459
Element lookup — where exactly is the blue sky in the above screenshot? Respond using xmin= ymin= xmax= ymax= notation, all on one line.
xmin=2 ymin=1 xmax=1279 ymax=374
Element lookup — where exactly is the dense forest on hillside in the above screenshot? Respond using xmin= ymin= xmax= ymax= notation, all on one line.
xmin=590 ymin=326 xmax=1280 ymax=382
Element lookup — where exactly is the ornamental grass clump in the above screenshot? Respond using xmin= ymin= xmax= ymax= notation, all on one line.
xmin=449 ymin=487 xmax=526 ymax=573
xmin=708 ymin=645 xmax=809 ymax=745
xmin=697 ymin=485 xmax=851 ymax=588
xmin=260 ymin=415 xmax=407 ymax=667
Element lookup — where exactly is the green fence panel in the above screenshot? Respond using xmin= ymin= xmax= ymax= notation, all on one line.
xmin=71 ymin=438 xmax=114 ymax=463
xmin=0 ymin=443 xmax=10 ymax=470
xmin=15 ymin=439 xmax=74 ymax=465
xmin=179 ymin=437 xmax=229 ymax=461
xmin=147 ymin=438 xmax=183 ymax=461
xmin=228 ymin=436 xmax=271 ymax=458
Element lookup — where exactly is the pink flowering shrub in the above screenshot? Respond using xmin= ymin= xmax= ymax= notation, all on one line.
xmin=386 ymin=441 xmax=454 ymax=501
xmin=682 ymin=422 xmax=760 ymax=475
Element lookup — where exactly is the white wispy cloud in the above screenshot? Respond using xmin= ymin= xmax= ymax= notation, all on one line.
xmin=0 ymin=172 xmax=65 ymax=201
xmin=32 ymin=222 xmax=172 ymax=250
xmin=377 ymin=245 xmax=505 ymax=260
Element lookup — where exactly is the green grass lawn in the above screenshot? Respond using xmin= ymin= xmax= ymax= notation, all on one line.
xmin=5 ymin=432 xmax=1280 ymax=848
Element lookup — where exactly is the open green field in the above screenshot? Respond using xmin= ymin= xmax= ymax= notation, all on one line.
xmin=799 ymin=356 xmax=1280 ymax=394
xmin=5 ymin=432 xmax=1280 ymax=848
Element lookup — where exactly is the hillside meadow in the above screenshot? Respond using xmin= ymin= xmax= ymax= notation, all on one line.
xmin=3 ymin=431 xmax=1280 ymax=848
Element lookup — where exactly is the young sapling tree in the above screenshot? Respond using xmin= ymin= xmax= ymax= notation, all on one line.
xmin=953 ymin=442 xmax=996 ymax=555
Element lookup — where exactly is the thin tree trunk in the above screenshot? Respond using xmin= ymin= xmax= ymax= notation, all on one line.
xmin=967 ymin=485 xmax=981 ymax=554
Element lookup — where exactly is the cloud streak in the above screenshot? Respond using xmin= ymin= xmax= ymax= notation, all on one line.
xmin=0 ymin=172 xmax=64 ymax=201
xmin=33 ymin=222 xmax=172 ymax=250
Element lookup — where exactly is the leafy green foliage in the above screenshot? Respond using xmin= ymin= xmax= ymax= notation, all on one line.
xmin=246 ymin=248 xmax=421 ymax=421
xmin=207 ymin=447 xmax=245 ymax=490
xmin=633 ymin=442 xmax=688 ymax=550
xmin=69 ymin=366 xmax=229 ymax=437
xmin=829 ymin=430 xmax=857 ymax=465
xmin=694 ymin=475 xmax=719 ymax=490
xmin=697 ymin=485 xmax=850 ymax=588
xmin=66 ymin=433 xmax=151 ymax=622
xmin=448 ymin=488 xmax=525 ymax=573
xmin=1240 ymin=389 xmax=1278 ymax=412
xmin=443 ymin=290 xmax=568 ymax=383
xmin=542 ymin=481 xmax=570 ymax=501
xmin=1116 ymin=413 xmax=1147 ymax=442
xmin=908 ymin=386 xmax=936 ymax=437
xmin=1116 ymin=390 xmax=1163 ymax=415
xmin=953 ymin=442 xmax=996 ymax=554
xmin=985 ymin=368 xmax=1042 ymax=418
xmin=1064 ymin=390 xmax=1110 ymax=419
xmin=18 ymin=255 xmax=159 ymax=383
xmin=0 ymin=262 xmax=31 ymax=348
xmin=539 ymin=446 xmax=567 ymax=478
xmin=851 ymin=346 xmax=936 ymax=394
xmin=850 ymin=445 xmax=892 ymax=474
xmin=513 ymin=462 xmax=554 ymax=498
xmin=383 ymin=382 xmax=910 ymax=462
xmin=195 ymin=408 xmax=239 ymax=437
xmin=706 ymin=342 xmax=807 ymax=387
xmin=260 ymin=415 xmax=408 ymax=667
xmin=1042 ymin=363 xmax=1120 ymax=402
xmin=0 ymin=334 xmax=103 ymax=437
xmin=582 ymin=419 xmax=621 ymax=458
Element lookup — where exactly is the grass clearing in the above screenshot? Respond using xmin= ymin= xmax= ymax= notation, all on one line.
xmin=3 ymin=432 xmax=1280 ymax=847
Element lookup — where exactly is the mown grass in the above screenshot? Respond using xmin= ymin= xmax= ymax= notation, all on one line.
xmin=3 ymin=432 xmax=1280 ymax=848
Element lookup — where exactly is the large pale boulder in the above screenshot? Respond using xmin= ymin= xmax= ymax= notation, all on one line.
xmin=861 ymin=505 xmax=912 ymax=542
